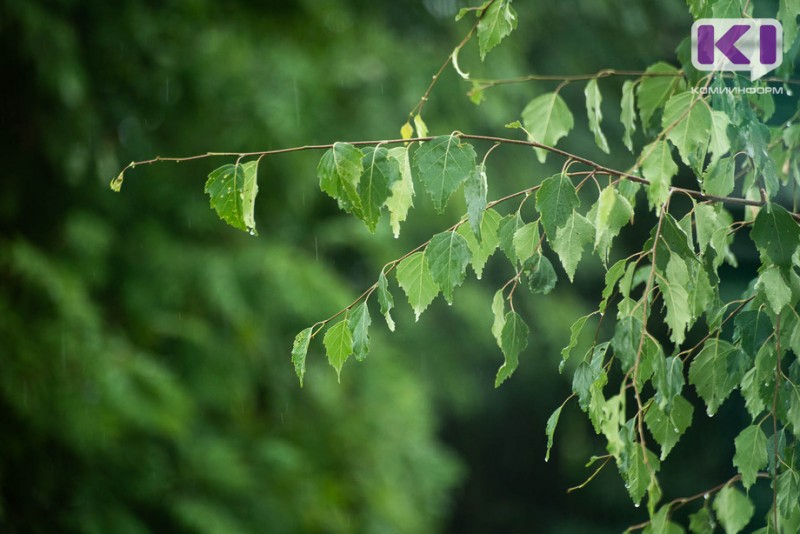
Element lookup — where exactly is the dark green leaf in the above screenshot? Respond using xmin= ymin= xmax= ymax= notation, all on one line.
xmin=654 ymin=355 xmax=685 ymax=411
xmin=553 ymin=210 xmax=595 ymax=282
xmin=425 ymin=231 xmax=472 ymax=304
xmin=396 ymin=252 xmax=440 ymax=321
xmin=348 ymin=301 xmax=371 ymax=362
xmin=318 ymin=142 xmax=363 ymax=216
xmin=359 ymin=146 xmax=401 ymax=231
xmin=732 ymin=425 xmax=768 ymax=489
xmin=413 ymin=135 xmax=477 ymax=213
xmin=205 ymin=161 xmax=259 ymax=234
xmin=712 ymin=485 xmax=754 ymax=534
xmin=536 ymin=173 xmax=580 ymax=240
xmin=645 ymin=395 xmax=693 ymax=460
xmin=523 ymin=254 xmax=557 ymax=295
xmin=545 ymin=405 xmax=562 ymax=462
xmin=476 ymin=0 xmax=518 ymax=60
xmin=688 ymin=339 xmax=742 ymax=416
xmin=495 ymin=311 xmax=529 ymax=387
xmin=751 ymin=204 xmax=800 ymax=269
xmin=637 ymin=62 xmax=685 ymax=128
xmin=323 ymin=319 xmax=354 ymax=382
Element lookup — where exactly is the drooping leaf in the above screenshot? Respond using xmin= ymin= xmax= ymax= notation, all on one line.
xmin=513 ymin=222 xmax=540 ymax=263
xmin=495 ymin=311 xmax=529 ymax=387
xmin=641 ymin=140 xmax=678 ymax=210
xmin=545 ymin=405 xmax=562 ymax=462
xmin=645 ymin=395 xmax=693 ymax=460
xmin=476 ymin=0 xmax=518 ymax=60
xmin=734 ymin=310 xmax=772 ymax=359
xmin=561 ymin=313 xmax=592 ymax=368
xmin=491 ymin=289 xmax=506 ymax=346
xmin=377 ymin=271 xmax=396 ymax=332
xmin=536 ymin=173 xmax=580 ymax=240
xmin=205 ymin=161 xmax=260 ymax=234
xmin=779 ymin=0 xmax=800 ymax=53
xmin=620 ymin=80 xmax=637 ymax=152
xmin=458 ymin=208 xmax=501 ymax=279
xmin=756 ymin=265 xmax=791 ymax=315
xmin=553 ymin=210 xmax=594 ymax=282
xmin=386 ymin=146 xmax=415 ymax=238
xmin=732 ymin=425 xmax=768 ymax=489
xmin=708 ymin=110 xmax=731 ymax=166
xmin=703 ymin=155 xmax=735 ymax=197
xmin=654 ymin=355 xmax=685 ymax=411
xmin=689 ymin=339 xmax=742 ymax=416
xmin=643 ymin=505 xmax=685 ymax=534
xmin=464 ymin=163 xmax=488 ymax=236
xmin=612 ymin=315 xmax=643 ymax=373
xmin=623 ymin=441 xmax=660 ymax=506
xmin=637 ymin=62 xmax=685 ymax=128
xmin=594 ymin=186 xmax=633 ymax=264
xmin=318 ymin=142 xmax=363 ymax=215
xmin=400 ymin=121 xmax=413 ymax=140
xmin=523 ymin=254 xmax=557 ymax=295
xmin=711 ymin=0 xmax=745 ymax=17
xmin=584 ymin=78 xmax=610 ymax=153
xmin=600 ymin=259 xmax=627 ymax=314
xmin=688 ymin=507 xmax=716 ymax=534
xmin=662 ymin=91 xmax=712 ymax=170
xmin=712 ymin=485 xmax=754 ymax=534
xmin=348 ymin=301 xmax=371 ymax=362
xmin=359 ymin=146 xmax=401 ymax=232
xmin=413 ymin=134 xmax=477 ymax=213
xmin=521 ymin=92 xmax=575 ymax=163
xmin=425 ymin=231 xmax=472 ymax=304
xmin=396 ymin=252 xmax=440 ymax=321
xmin=498 ymin=212 xmax=525 ymax=264
xmin=413 ymin=113 xmax=429 ymax=138
xmin=323 ymin=319 xmax=354 ymax=382
xmin=657 ymin=255 xmax=692 ymax=346
xmin=291 ymin=327 xmax=313 ymax=387
xmin=750 ymin=203 xmax=800 ymax=269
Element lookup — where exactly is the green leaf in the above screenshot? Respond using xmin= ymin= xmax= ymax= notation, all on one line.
xmin=662 ymin=91 xmax=711 ymax=170
xmin=521 ymin=93 xmax=575 ymax=163
xmin=358 ymin=146 xmax=401 ymax=232
xmin=657 ymin=255 xmax=692 ymax=346
xmin=612 ymin=315 xmax=643 ymax=372
xmin=641 ymin=140 xmax=678 ymax=210
xmin=654 ymin=356 xmax=685 ymax=411
xmin=464 ymin=163 xmax=488 ymax=236
xmin=318 ymin=142 xmax=363 ymax=215
xmin=584 ymin=78 xmax=610 ymax=153
xmin=495 ymin=311 xmax=529 ymax=387
xmin=644 ymin=504 xmax=685 ymax=534
xmin=594 ymin=187 xmax=633 ymax=264
xmin=645 ymin=395 xmax=693 ymax=460
xmin=756 ymin=265 xmax=791 ymax=315
xmin=779 ymin=0 xmax=800 ymax=53
xmin=413 ymin=134 xmax=477 ymax=213
xmin=386 ymin=146 xmax=415 ymax=238
xmin=600 ymin=259 xmax=627 ymax=314
xmin=205 ymin=161 xmax=260 ymax=234
xmin=291 ymin=327 xmax=313 ymax=387
xmin=712 ymin=0 xmax=745 ymax=17
xmin=637 ymin=62 xmax=684 ymax=128
xmin=458 ymin=208 xmax=501 ymax=279
xmin=377 ymin=271 xmax=395 ymax=332
xmin=712 ymin=485 xmax=754 ymax=534
xmin=703 ymin=156 xmax=735 ymax=197
xmin=323 ymin=319 xmax=354 ymax=382
xmin=688 ymin=507 xmax=716 ymax=534
xmin=536 ymin=173 xmax=580 ymax=241
xmin=777 ymin=469 xmax=800 ymax=518
xmin=689 ymin=339 xmax=742 ymax=416
xmin=348 ymin=301 xmax=371 ymax=362
xmin=732 ymin=425 xmax=768 ymax=489
xmin=694 ymin=203 xmax=723 ymax=255
xmin=498 ymin=212 xmax=524 ymax=264
xmin=545 ymin=405 xmax=562 ymax=462
xmin=561 ymin=313 xmax=592 ymax=369
xmin=708 ymin=110 xmax=731 ymax=166
xmin=476 ymin=0 xmax=518 ymax=60
xmin=623 ymin=442 xmax=660 ymax=506
xmin=491 ymin=289 xmax=506 ymax=346
xmin=621 ymin=80 xmax=637 ymax=152
xmin=523 ymin=254 xmax=557 ymax=295
xmin=513 ymin=222 xmax=540 ymax=263
xmin=734 ymin=309 xmax=772 ymax=358
xmin=396 ymin=252 xmax=440 ymax=321
xmin=425 ymin=231 xmax=471 ymax=305
xmin=751 ymin=204 xmax=800 ymax=270
xmin=553 ymin=211 xmax=595 ymax=282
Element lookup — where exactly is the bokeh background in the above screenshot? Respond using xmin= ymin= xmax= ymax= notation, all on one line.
xmin=1 ymin=1 xmax=797 ymax=532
